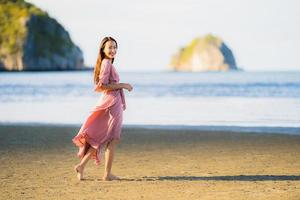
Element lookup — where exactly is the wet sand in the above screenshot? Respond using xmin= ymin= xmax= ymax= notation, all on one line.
xmin=0 ymin=124 xmax=300 ymax=199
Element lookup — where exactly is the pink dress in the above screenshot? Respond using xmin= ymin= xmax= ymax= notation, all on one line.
xmin=72 ymin=58 xmax=126 ymax=165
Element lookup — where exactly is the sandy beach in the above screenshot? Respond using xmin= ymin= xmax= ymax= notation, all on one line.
xmin=0 ymin=124 xmax=300 ymax=200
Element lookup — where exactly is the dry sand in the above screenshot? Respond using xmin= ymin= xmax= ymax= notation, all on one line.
xmin=0 ymin=124 xmax=300 ymax=200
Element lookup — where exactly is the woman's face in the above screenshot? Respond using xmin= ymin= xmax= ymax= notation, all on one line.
xmin=103 ymin=40 xmax=117 ymax=60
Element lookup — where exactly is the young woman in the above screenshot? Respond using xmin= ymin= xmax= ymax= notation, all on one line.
xmin=72 ymin=36 xmax=133 ymax=181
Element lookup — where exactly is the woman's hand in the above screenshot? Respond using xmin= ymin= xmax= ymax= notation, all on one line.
xmin=123 ymin=83 xmax=133 ymax=92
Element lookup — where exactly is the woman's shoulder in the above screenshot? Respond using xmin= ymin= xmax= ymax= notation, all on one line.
xmin=102 ymin=58 xmax=112 ymax=65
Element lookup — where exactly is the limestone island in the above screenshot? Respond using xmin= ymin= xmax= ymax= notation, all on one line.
xmin=0 ymin=0 xmax=85 ymax=71
xmin=170 ymin=34 xmax=241 ymax=72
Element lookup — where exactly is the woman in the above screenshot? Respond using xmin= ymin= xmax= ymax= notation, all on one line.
xmin=72 ymin=36 xmax=133 ymax=181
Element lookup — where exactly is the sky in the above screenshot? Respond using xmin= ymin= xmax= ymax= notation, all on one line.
xmin=26 ymin=0 xmax=300 ymax=72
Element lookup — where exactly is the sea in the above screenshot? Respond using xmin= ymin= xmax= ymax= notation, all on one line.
xmin=0 ymin=70 xmax=300 ymax=134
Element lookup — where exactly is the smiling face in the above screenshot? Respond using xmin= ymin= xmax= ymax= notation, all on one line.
xmin=103 ymin=40 xmax=117 ymax=60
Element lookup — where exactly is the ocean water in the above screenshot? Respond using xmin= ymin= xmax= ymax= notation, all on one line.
xmin=0 ymin=70 xmax=300 ymax=134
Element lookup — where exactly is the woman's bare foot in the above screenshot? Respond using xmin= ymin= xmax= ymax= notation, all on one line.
xmin=102 ymin=173 xmax=120 ymax=181
xmin=74 ymin=164 xmax=83 ymax=180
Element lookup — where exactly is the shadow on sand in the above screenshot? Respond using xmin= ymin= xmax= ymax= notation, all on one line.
xmin=82 ymin=175 xmax=300 ymax=182
xmin=141 ymin=175 xmax=300 ymax=181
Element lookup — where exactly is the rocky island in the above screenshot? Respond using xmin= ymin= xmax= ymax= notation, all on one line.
xmin=0 ymin=0 xmax=85 ymax=71
xmin=170 ymin=34 xmax=240 ymax=72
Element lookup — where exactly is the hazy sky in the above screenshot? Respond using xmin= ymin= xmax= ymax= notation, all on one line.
xmin=26 ymin=0 xmax=300 ymax=72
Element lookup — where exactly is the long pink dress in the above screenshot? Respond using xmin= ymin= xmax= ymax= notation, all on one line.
xmin=72 ymin=58 xmax=126 ymax=165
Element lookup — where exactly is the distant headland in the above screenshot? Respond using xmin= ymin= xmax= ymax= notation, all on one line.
xmin=170 ymin=34 xmax=241 ymax=72
xmin=0 ymin=0 xmax=86 ymax=71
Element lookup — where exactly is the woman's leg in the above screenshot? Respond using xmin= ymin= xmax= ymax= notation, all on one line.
xmin=75 ymin=144 xmax=96 ymax=180
xmin=103 ymin=138 xmax=120 ymax=180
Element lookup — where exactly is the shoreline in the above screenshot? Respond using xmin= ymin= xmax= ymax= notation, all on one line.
xmin=0 ymin=122 xmax=299 ymax=135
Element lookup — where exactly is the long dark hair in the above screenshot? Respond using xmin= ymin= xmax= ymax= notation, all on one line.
xmin=93 ymin=36 xmax=118 ymax=84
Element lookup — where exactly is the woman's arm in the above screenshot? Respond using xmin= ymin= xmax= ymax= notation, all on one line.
xmin=100 ymin=82 xmax=126 ymax=91
xmin=99 ymin=82 xmax=133 ymax=92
